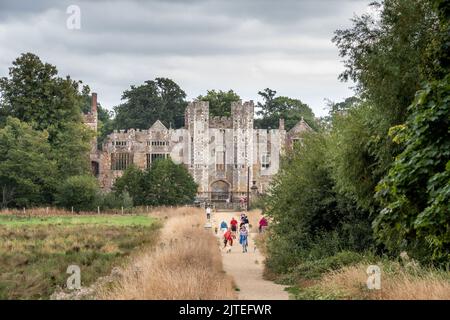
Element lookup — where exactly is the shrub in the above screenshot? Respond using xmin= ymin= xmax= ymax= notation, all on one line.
xmin=55 ymin=175 xmax=99 ymax=211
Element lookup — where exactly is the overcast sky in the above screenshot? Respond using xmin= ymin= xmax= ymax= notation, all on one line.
xmin=0 ymin=0 xmax=372 ymax=117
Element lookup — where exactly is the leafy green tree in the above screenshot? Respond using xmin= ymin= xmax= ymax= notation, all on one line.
xmin=0 ymin=53 xmax=93 ymax=179
xmin=330 ymin=0 xmax=442 ymax=212
xmin=327 ymin=102 xmax=382 ymax=211
xmin=113 ymin=78 xmax=187 ymax=130
xmin=55 ymin=175 xmax=99 ymax=211
xmin=333 ymin=0 xmax=441 ymax=125
xmin=264 ymin=132 xmax=372 ymax=273
xmin=375 ymin=75 xmax=450 ymax=265
xmin=0 ymin=117 xmax=56 ymax=208
xmin=112 ymin=160 xmax=198 ymax=206
xmin=374 ymin=1 xmax=450 ymax=265
xmin=144 ymin=159 xmax=197 ymax=206
xmin=197 ymin=89 xmax=241 ymax=117
xmin=112 ymin=165 xmax=146 ymax=205
xmin=0 ymin=53 xmax=83 ymax=129
xmin=255 ymin=88 xmax=316 ymax=130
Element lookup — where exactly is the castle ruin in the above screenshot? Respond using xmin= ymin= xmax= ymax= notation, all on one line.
xmin=84 ymin=93 xmax=312 ymax=204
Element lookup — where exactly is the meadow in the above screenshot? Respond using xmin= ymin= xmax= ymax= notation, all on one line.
xmin=0 ymin=213 xmax=160 ymax=299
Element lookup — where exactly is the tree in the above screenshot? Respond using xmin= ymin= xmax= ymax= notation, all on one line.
xmin=113 ymin=78 xmax=187 ymax=130
xmin=55 ymin=175 xmax=99 ymax=211
xmin=327 ymin=102 xmax=382 ymax=211
xmin=264 ymin=132 xmax=372 ymax=273
xmin=197 ymin=89 xmax=240 ymax=117
xmin=144 ymin=158 xmax=198 ymax=206
xmin=374 ymin=1 xmax=450 ymax=265
xmin=112 ymin=165 xmax=146 ymax=206
xmin=375 ymin=75 xmax=450 ymax=265
xmin=0 ymin=53 xmax=86 ymax=133
xmin=0 ymin=53 xmax=93 ymax=180
xmin=112 ymin=159 xmax=198 ymax=206
xmin=255 ymin=88 xmax=316 ymax=130
xmin=330 ymin=0 xmax=442 ymax=212
xmin=0 ymin=117 xmax=56 ymax=208
xmin=333 ymin=0 xmax=441 ymax=125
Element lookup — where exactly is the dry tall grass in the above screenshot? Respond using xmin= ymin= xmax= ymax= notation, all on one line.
xmin=98 ymin=207 xmax=236 ymax=300
xmin=312 ymin=262 xmax=450 ymax=300
xmin=0 ymin=205 xmax=197 ymax=216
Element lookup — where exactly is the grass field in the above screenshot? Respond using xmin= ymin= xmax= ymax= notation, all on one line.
xmin=0 ymin=214 xmax=160 ymax=299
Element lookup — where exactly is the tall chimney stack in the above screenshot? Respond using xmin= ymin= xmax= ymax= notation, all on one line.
xmin=279 ymin=118 xmax=285 ymax=130
xmin=91 ymin=92 xmax=97 ymax=114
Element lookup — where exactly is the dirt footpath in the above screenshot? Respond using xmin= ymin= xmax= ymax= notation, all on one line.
xmin=213 ymin=211 xmax=290 ymax=300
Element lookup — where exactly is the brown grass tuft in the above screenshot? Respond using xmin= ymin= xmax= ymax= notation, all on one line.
xmin=98 ymin=208 xmax=236 ymax=300
xmin=313 ymin=262 xmax=450 ymax=300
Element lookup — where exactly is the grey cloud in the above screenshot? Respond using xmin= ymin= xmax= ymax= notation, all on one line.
xmin=0 ymin=0 xmax=372 ymax=116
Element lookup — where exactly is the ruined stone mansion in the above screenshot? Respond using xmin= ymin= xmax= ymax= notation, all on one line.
xmin=84 ymin=93 xmax=312 ymax=202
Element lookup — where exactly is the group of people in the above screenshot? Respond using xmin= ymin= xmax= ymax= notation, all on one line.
xmin=220 ymin=213 xmax=269 ymax=253
xmin=205 ymin=205 xmax=269 ymax=253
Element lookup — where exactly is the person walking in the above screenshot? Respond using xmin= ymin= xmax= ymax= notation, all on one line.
xmin=230 ymin=217 xmax=238 ymax=238
xmin=206 ymin=206 xmax=211 ymax=220
xmin=223 ymin=228 xmax=233 ymax=253
xmin=220 ymin=220 xmax=228 ymax=233
xmin=239 ymin=224 xmax=249 ymax=253
xmin=259 ymin=216 xmax=268 ymax=233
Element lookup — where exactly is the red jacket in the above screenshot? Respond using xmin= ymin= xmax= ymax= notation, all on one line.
xmin=230 ymin=218 xmax=238 ymax=226
xmin=224 ymin=230 xmax=232 ymax=240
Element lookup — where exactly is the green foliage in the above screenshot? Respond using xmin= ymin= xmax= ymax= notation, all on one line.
xmin=0 ymin=53 xmax=84 ymax=129
xmin=327 ymin=103 xmax=383 ymax=211
xmin=333 ymin=0 xmax=441 ymax=125
xmin=113 ymin=159 xmax=198 ymax=206
xmin=0 ymin=117 xmax=56 ymax=208
xmin=332 ymin=0 xmax=443 ymax=209
xmin=144 ymin=158 xmax=198 ymax=205
xmin=99 ymin=191 xmax=134 ymax=210
xmin=375 ymin=75 xmax=450 ymax=265
xmin=113 ymin=78 xmax=187 ymax=130
xmin=264 ymin=132 xmax=373 ymax=274
xmin=112 ymin=165 xmax=146 ymax=205
xmin=55 ymin=175 xmax=100 ymax=211
xmin=197 ymin=89 xmax=240 ymax=117
xmin=255 ymin=88 xmax=316 ymax=130
xmin=0 ymin=52 xmax=93 ymax=188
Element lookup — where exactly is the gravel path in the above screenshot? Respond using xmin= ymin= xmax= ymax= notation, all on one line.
xmin=213 ymin=211 xmax=290 ymax=300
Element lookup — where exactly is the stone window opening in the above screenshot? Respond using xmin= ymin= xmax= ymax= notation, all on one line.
xmin=146 ymin=153 xmax=168 ymax=168
xmin=262 ymin=153 xmax=271 ymax=169
xmin=148 ymin=140 xmax=169 ymax=147
xmin=114 ymin=141 xmax=127 ymax=146
xmin=111 ymin=153 xmax=133 ymax=170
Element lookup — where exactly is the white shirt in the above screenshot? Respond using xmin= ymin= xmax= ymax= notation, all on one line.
xmin=206 ymin=207 xmax=211 ymax=214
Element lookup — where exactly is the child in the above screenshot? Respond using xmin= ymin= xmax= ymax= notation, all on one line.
xmin=223 ymin=228 xmax=233 ymax=253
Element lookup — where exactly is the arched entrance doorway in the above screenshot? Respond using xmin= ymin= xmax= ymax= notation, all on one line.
xmin=210 ymin=180 xmax=230 ymax=201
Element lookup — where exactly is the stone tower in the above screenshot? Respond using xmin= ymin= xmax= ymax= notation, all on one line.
xmin=231 ymin=100 xmax=255 ymax=192
xmin=185 ymin=101 xmax=210 ymax=192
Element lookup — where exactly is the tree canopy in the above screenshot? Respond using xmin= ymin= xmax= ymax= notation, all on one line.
xmin=113 ymin=78 xmax=187 ymax=130
xmin=255 ymin=88 xmax=316 ymax=131
xmin=197 ymin=89 xmax=241 ymax=117
xmin=113 ymin=158 xmax=198 ymax=206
